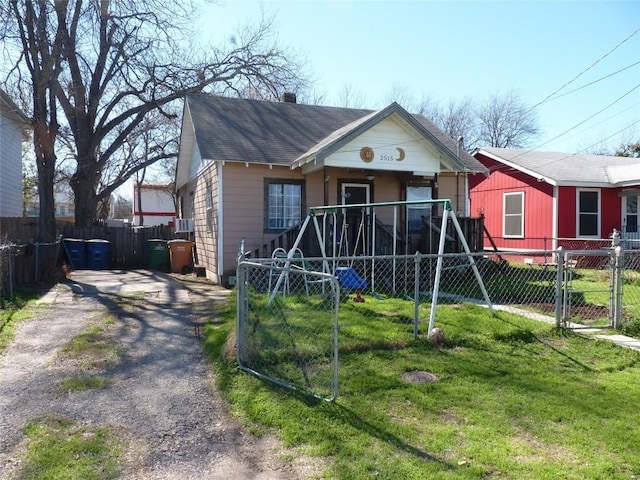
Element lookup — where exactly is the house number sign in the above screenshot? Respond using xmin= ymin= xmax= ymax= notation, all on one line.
xmin=360 ymin=146 xmax=406 ymax=163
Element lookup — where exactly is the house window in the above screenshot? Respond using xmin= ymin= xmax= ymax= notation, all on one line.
xmin=205 ymin=182 xmax=213 ymax=233
xmin=577 ymin=189 xmax=600 ymax=237
xmin=503 ymin=192 xmax=524 ymax=238
xmin=407 ymin=185 xmax=432 ymax=233
xmin=625 ymin=195 xmax=638 ymax=234
xmin=265 ymin=179 xmax=304 ymax=231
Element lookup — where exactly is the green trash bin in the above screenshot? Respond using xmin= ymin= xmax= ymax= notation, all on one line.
xmin=147 ymin=239 xmax=169 ymax=271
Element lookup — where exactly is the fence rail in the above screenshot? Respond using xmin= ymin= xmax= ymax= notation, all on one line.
xmin=237 ymin=247 xmax=640 ymax=399
xmin=0 ymin=223 xmax=177 ymax=299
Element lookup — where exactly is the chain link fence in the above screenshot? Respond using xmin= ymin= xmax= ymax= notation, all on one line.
xmin=236 ymin=261 xmax=340 ymax=400
xmin=237 ymin=247 xmax=640 ymax=399
xmin=0 ymin=238 xmax=63 ymax=300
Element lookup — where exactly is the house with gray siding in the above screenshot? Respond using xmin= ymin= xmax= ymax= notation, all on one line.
xmin=0 ymin=89 xmax=30 ymax=218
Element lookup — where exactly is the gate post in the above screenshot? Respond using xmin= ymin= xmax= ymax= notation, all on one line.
xmin=413 ymin=252 xmax=421 ymax=339
xmin=612 ymin=246 xmax=623 ymax=329
xmin=555 ymin=247 xmax=564 ymax=327
xmin=236 ymin=262 xmax=249 ymax=365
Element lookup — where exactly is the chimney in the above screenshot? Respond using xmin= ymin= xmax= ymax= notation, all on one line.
xmin=280 ymin=92 xmax=297 ymax=104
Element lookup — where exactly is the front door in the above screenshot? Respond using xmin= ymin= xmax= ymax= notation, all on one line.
xmin=341 ymin=183 xmax=370 ymax=255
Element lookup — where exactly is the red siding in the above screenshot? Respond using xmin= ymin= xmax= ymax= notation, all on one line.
xmin=558 ymin=186 xmax=622 ymax=239
xmin=470 ymin=153 xmax=554 ymax=250
xmin=472 ymin=153 xmax=626 ymax=249
xmin=602 ymin=188 xmax=623 ymax=236
xmin=557 ymin=187 xmax=575 ymax=238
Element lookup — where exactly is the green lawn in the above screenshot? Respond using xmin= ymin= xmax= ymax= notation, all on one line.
xmin=440 ymin=262 xmax=640 ymax=328
xmin=205 ymin=291 xmax=640 ymax=479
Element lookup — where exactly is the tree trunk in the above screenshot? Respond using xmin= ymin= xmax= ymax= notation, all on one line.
xmin=36 ymin=156 xmax=57 ymax=242
xmin=71 ymin=152 xmax=100 ymax=227
xmin=32 ymin=121 xmax=57 ymax=243
xmin=72 ymin=179 xmax=99 ymax=227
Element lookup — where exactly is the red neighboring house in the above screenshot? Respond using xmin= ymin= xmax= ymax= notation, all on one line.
xmin=469 ymin=147 xmax=640 ymax=255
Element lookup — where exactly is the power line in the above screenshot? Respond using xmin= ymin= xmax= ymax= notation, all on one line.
xmin=487 ymin=87 xmax=640 ymax=174
xmin=538 ymin=61 xmax=640 ymax=105
xmin=532 ymin=83 xmax=640 ymax=151
xmin=575 ymin=119 xmax=640 ymax=154
xmin=531 ymin=26 xmax=640 ymax=109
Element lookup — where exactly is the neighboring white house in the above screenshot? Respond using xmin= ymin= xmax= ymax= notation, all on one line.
xmin=132 ymin=184 xmax=175 ymax=226
xmin=24 ymin=190 xmax=75 ymax=222
xmin=0 ymin=88 xmax=30 ymax=217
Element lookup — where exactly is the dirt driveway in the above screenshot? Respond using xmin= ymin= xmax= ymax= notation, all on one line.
xmin=0 ymin=270 xmax=315 ymax=479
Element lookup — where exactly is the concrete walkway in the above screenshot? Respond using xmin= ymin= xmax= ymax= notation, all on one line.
xmin=38 ymin=269 xmax=192 ymax=306
xmin=491 ymin=304 xmax=640 ymax=353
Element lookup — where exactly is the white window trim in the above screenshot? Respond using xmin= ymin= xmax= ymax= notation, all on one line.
xmin=503 ymin=191 xmax=525 ymax=239
xmin=576 ymin=188 xmax=600 ymax=238
xmin=205 ymin=181 xmax=213 ymax=234
xmin=622 ymin=194 xmax=639 ymax=236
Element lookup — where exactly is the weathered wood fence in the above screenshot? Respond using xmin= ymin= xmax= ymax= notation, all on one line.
xmin=0 ymin=218 xmax=178 ymax=298
xmin=59 ymin=224 xmax=175 ymax=269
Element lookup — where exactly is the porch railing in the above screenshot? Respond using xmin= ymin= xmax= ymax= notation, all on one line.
xmin=248 ymin=214 xmax=485 ymax=260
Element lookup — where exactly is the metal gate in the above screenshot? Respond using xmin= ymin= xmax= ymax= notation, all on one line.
xmin=562 ymin=249 xmax=622 ymax=328
xmin=236 ymin=261 xmax=340 ymax=401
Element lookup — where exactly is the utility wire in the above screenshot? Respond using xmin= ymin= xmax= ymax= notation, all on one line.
xmin=532 ymin=83 xmax=640 ymax=151
xmin=487 ymin=85 xmax=640 ymax=173
xmin=539 ymin=61 xmax=640 ymax=104
xmin=531 ymin=26 xmax=640 ymax=109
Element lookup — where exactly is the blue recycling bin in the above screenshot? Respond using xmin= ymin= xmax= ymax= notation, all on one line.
xmin=86 ymin=239 xmax=110 ymax=269
xmin=63 ymin=238 xmax=87 ymax=270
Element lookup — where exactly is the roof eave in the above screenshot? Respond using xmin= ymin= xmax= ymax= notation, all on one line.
xmin=475 ymin=148 xmax=557 ymax=185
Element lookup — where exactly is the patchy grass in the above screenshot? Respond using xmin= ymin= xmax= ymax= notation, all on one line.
xmin=205 ymin=291 xmax=640 ymax=479
xmin=59 ymin=317 xmax=121 ymax=369
xmin=59 ymin=376 xmax=110 ymax=392
xmin=15 ymin=414 xmax=123 ymax=480
xmin=0 ymin=290 xmax=45 ymax=354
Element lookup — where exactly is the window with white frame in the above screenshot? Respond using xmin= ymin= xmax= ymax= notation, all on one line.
xmin=407 ymin=185 xmax=432 ymax=233
xmin=577 ymin=189 xmax=600 ymax=237
xmin=265 ymin=180 xmax=304 ymax=231
xmin=624 ymin=194 xmax=638 ymax=234
xmin=503 ymin=191 xmax=524 ymax=238
xmin=205 ymin=182 xmax=213 ymax=233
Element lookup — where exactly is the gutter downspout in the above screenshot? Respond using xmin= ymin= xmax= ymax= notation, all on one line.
xmin=217 ymin=161 xmax=224 ymax=283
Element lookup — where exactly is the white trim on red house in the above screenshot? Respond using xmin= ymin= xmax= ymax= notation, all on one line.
xmin=477 ymin=149 xmax=556 ymax=185
xmin=552 ymin=186 xmax=559 ymax=250
xmin=576 ymin=188 xmax=601 ymax=238
xmin=502 ymin=191 xmax=525 ymax=239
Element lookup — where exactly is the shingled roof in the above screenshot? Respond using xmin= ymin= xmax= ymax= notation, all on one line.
xmin=476 ymin=147 xmax=640 ymax=187
xmin=183 ymin=94 xmax=486 ymax=173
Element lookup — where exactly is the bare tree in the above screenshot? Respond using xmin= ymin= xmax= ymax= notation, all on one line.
xmin=1 ymin=1 xmax=308 ymax=238
xmin=337 ymin=82 xmax=369 ymax=109
xmin=615 ymin=141 xmax=640 ymax=158
xmin=418 ymin=97 xmax=479 ymax=150
xmin=475 ymin=90 xmax=539 ymax=148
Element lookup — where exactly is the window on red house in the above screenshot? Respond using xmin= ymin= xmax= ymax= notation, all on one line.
xmin=577 ymin=190 xmax=600 ymax=237
xmin=503 ymin=192 xmax=524 ymax=238
xmin=625 ymin=195 xmax=638 ymax=234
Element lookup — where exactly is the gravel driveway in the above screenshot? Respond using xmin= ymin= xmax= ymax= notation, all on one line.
xmin=0 ymin=270 xmax=316 ymax=479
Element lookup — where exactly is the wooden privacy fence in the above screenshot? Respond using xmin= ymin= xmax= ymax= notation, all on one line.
xmin=0 ymin=222 xmax=177 ymax=298
xmin=59 ymin=224 xmax=175 ymax=269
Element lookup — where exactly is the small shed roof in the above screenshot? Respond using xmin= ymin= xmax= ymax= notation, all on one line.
xmin=475 ymin=147 xmax=640 ymax=187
